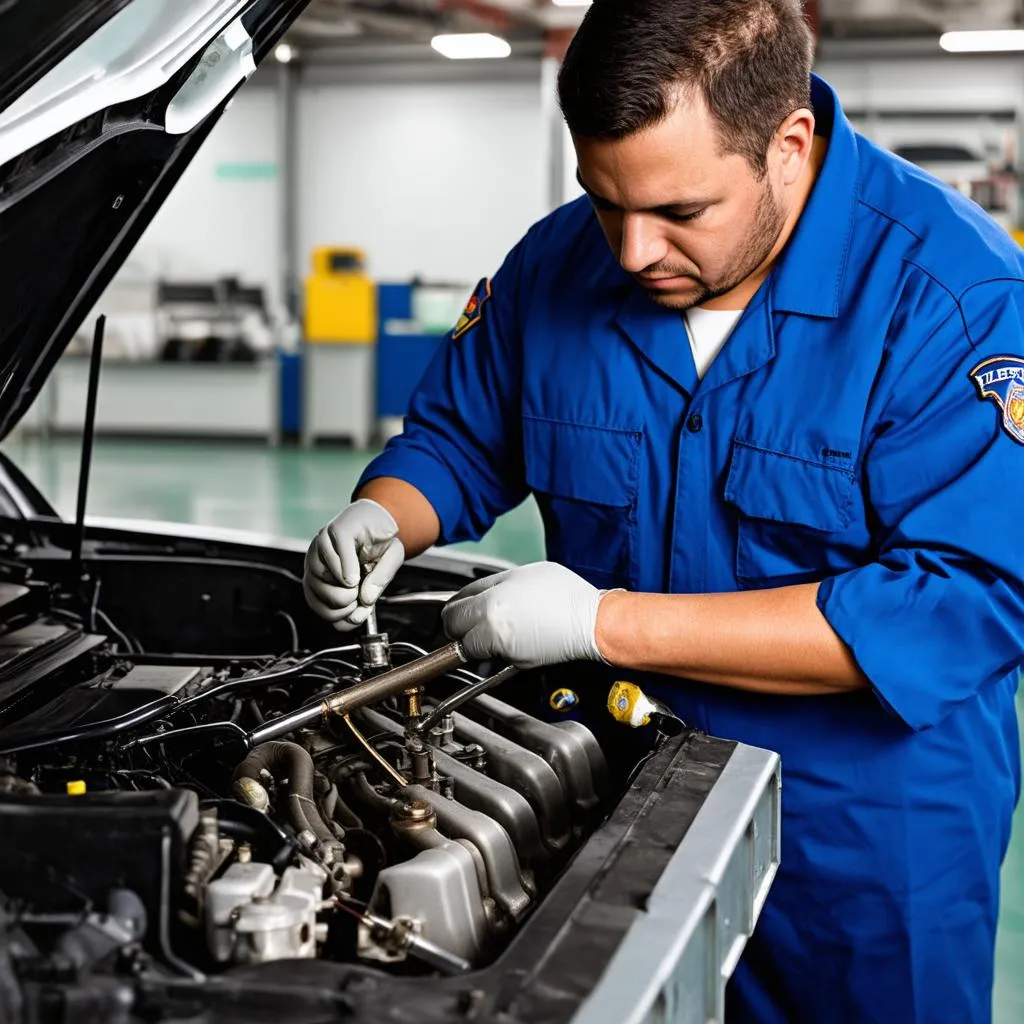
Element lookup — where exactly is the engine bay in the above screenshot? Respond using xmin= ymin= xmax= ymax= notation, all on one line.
xmin=0 ymin=633 xmax=616 ymax=976
xmin=0 ymin=521 xmax=702 ymax=1022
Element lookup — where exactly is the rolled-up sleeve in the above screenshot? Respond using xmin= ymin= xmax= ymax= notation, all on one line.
xmin=355 ymin=240 xmax=530 ymax=545
xmin=818 ymin=280 xmax=1024 ymax=730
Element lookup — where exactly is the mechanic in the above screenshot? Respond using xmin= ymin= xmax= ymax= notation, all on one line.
xmin=303 ymin=1 xmax=1024 ymax=1021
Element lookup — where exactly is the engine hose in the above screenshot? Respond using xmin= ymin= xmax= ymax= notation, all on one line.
xmin=232 ymin=741 xmax=338 ymax=848
xmin=352 ymin=771 xmax=403 ymax=813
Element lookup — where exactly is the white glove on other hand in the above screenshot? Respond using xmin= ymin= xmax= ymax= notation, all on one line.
xmin=441 ymin=562 xmax=612 ymax=670
xmin=303 ymin=499 xmax=405 ymax=632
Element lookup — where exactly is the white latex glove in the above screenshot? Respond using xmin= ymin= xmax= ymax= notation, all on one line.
xmin=441 ymin=562 xmax=612 ymax=670
xmin=303 ymin=499 xmax=405 ymax=632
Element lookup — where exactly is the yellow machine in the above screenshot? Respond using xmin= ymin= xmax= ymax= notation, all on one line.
xmin=301 ymin=246 xmax=377 ymax=448
xmin=304 ymin=246 xmax=376 ymax=344
xmin=1013 ymin=229 xmax=1024 ymax=250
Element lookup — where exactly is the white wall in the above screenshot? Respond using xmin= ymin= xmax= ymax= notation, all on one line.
xmin=121 ymin=87 xmax=282 ymax=305
xmin=296 ymin=79 xmax=547 ymax=286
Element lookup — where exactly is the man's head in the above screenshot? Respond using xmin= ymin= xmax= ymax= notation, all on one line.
xmin=558 ymin=0 xmax=817 ymax=310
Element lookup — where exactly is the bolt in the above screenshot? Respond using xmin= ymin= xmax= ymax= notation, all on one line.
xmin=406 ymin=687 xmax=422 ymax=718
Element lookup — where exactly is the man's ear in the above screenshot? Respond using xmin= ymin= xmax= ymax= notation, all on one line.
xmin=775 ymin=107 xmax=815 ymax=186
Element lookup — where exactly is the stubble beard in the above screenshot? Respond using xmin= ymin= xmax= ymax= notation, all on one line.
xmin=645 ymin=181 xmax=787 ymax=312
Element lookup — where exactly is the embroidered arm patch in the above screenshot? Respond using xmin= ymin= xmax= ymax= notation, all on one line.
xmin=971 ymin=356 xmax=1024 ymax=444
xmin=452 ymin=278 xmax=491 ymax=340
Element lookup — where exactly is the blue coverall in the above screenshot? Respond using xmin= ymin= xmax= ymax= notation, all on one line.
xmin=358 ymin=75 xmax=1024 ymax=1023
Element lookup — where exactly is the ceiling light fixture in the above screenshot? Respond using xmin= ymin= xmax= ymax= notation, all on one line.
xmin=274 ymin=43 xmax=295 ymax=63
xmin=939 ymin=29 xmax=1024 ymax=53
xmin=430 ymin=33 xmax=512 ymax=60
xmin=551 ymin=0 xmax=592 ymax=7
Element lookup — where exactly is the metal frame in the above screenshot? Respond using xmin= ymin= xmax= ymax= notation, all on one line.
xmin=571 ymin=742 xmax=781 ymax=1024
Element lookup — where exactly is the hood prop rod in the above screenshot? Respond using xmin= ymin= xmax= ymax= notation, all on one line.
xmin=70 ymin=314 xmax=105 ymax=594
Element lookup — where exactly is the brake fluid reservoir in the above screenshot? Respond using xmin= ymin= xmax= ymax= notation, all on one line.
xmin=607 ymin=681 xmax=659 ymax=728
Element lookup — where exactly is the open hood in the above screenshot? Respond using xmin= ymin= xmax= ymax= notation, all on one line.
xmin=0 ymin=0 xmax=310 ymax=441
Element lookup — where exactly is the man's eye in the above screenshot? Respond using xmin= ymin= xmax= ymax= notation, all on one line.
xmin=665 ymin=208 xmax=706 ymax=224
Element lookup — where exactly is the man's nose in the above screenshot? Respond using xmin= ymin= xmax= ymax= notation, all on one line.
xmin=619 ymin=213 xmax=669 ymax=274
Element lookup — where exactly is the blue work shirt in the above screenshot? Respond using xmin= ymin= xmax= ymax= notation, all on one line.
xmin=359 ymin=75 xmax=1024 ymax=1023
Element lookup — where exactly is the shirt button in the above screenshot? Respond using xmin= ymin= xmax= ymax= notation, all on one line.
xmin=687 ymin=412 xmax=703 ymax=434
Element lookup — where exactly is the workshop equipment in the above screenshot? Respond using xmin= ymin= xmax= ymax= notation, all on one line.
xmin=375 ymin=281 xmax=446 ymax=442
xmin=305 ymin=247 xmax=376 ymax=344
xmin=22 ymin=276 xmax=280 ymax=444
xmin=302 ymin=246 xmax=377 ymax=449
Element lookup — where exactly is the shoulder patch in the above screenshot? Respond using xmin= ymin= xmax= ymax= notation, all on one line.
xmin=971 ymin=356 xmax=1024 ymax=444
xmin=452 ymin=278 xmax=491 ymax=341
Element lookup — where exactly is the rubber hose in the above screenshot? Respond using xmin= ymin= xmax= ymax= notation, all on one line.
xmin=353 ymin=772 xmax=403 ymax=813
xmin=232 ymin=741 xmax=338 ymax=847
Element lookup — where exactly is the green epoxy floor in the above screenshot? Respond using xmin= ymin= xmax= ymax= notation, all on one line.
xmin=3 ymin=435 xmax=547 ymax=565
xmin=3 ymin=434 xmax=1021 ymax=1019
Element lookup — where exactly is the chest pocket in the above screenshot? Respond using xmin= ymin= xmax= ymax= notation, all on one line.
xmin=523 ymin=416 xmax=641 ymax=591
xmin=724 ymin=441 xmax=856 ymax=587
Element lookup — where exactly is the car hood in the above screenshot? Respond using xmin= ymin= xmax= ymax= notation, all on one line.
xmin=0 ymin=0 xmax=309 ymax=441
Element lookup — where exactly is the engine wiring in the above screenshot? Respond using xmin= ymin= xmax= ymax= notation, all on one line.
xmin=0 ymin=646 xmax=361 ymax=756
xmin=0 ymin=695 xmax=180 ymax=756
xmin=170 ymin=645 xmax=362 ymax=714
xmin=109 ymin=769 xmax=172 ymax=790
xmin=89 ymin=578 xmax=142 ymax=653
xmin=276 ymin=610 xmax=300 ymax=651
xmin=122 ymin=721 xmax=249 ymax=752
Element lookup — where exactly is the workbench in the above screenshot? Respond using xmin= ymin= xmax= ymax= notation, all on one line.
xmin=20 ymin=356 xmax=280 ymax=444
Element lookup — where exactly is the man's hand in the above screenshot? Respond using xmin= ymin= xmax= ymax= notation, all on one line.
xmin=442 ymin=562 xmax=610 ymax=669
xmin=303 ymin=499 xmax=405 ymax=632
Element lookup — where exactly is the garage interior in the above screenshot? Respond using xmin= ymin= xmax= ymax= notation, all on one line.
xmin=1 ymin=0 xmax=1022 ymax=1020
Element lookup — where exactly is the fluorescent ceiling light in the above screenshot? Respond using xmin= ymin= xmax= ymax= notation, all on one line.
xmin=939 ymin=30 xmax=1024 ymax=53
xmin=551 ymin=0 xmax=592 ymax=6
xmin=430 ymin=33 xmax=511 ymax=60
xmin=274 ymin=43 xmax=295 ymax=63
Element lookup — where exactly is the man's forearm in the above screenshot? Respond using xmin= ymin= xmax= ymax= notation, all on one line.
xmin=595 ymin=584 xmax=868 ymax=696
xmin=357 ymin=477 xmax=441 ymax=559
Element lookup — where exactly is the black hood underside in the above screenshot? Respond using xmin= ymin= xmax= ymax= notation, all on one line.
xmin=0 ymin=0 xmax=310 ymax=442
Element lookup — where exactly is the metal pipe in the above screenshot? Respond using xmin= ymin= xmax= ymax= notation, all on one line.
xmin=247 ymin=642 xmax=468 ymax=745
xmin=278 ymin=58 xmax=300 ymax=320
xmin=364 ymin=607 xmax=378 ymax=636
xmin=411 ymin=665 xmax=519 ymax=737
xmin=325 ymin=642 xmax=467 ymax=715
xmin=341 ymin=714 xmax=408 ymax=787
xmin=362 ymin=910 xmax=472 ymax=975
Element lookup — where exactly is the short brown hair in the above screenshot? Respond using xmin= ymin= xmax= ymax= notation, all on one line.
xmin=557 ymin=0 xmax=814 ymax=176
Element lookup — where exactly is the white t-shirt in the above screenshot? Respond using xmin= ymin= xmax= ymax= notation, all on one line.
xmin=683 ymin=307 xmax=744 ymax=379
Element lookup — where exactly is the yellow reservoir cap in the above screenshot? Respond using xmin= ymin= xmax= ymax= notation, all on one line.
xmin=66 ymin=780 xmax=86 ymax=796
xmin=549 ymin=688 xmax=579 ymax=712
xmin=607 ymin=681 xmax=658 ymax=728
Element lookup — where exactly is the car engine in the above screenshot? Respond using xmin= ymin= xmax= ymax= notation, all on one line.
xmin=0 ymin=548 xmax=673 ymax=1002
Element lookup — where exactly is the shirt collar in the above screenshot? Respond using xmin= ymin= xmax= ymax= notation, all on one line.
xmin=769 ymin=74 xmax=859 ymax=319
